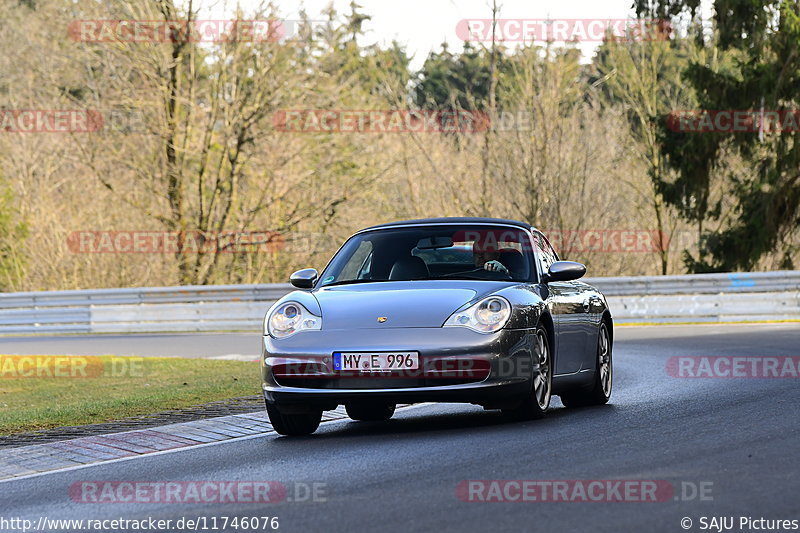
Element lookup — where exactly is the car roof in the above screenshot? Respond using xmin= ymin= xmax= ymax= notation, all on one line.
xmin=358 ymin=217 xmax=536 ymax=233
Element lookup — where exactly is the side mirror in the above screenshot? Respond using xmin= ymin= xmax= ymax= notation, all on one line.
xmin=542 ymin=261 xmax=586 ymax=283
xmin=290 ymin=268 xmax=318 ymax=289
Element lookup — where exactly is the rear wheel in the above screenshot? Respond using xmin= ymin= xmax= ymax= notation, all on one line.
xmin=265 ymin=403 xmax=322 ymax=436
xmin=346 ymin=402 xmax=396 ymax=421
xmin=503 ymin=325 xmax=551 ymax=420
xmin=560 ymin=321 xmax=612 ymax=408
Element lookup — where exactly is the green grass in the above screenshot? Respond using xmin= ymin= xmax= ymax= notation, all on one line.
xmin=0 ymin=355 xmax=260 ymax=435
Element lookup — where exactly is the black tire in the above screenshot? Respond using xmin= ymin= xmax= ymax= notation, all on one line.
xmin=502 ymin=325 xmax=552 ymax=420
xmin=560 ymin=321 xmax=613 ymax=408
xmin=345 ymin=403 xmax=396 ymax=421
xmin=265 ymin=403 xmax=322 ymax=436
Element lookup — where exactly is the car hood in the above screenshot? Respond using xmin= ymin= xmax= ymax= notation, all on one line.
xmin=312 ymin=280 xmax=513 ymax=329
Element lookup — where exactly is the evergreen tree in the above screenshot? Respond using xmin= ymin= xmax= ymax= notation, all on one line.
xmin=637 ymin=0 xmax=800 ymax=270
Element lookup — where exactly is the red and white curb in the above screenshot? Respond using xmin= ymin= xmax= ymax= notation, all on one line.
xmin=0 ymin=404 xmax=419 ymax=482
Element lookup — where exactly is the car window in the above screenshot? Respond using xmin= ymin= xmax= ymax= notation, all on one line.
xmin=337 ymin=240 xmax=373 ymax=280
xmin=533 ymin=231 xmax=559 ymax=275
xmin=542 ymin=235 xmax=559 ymax=263
xmin=357 ymin=251 xmax=373 ymax=279
xmin=318 ymin=225 xmax=536 ymax=285
xmin=412 ymin=245 xmax=473 ymax=264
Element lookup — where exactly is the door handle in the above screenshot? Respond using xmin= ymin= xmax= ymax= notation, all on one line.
xmin=583 ymin=300 xmax=590 ymax=312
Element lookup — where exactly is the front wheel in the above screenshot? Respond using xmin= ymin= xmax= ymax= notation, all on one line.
xmin=266 ymin=403 xmax=322 ymax=436
xmin=503 ymin=325 xmax=551 ymax=420
xmin=560 ymin=321 xmax=613 ymax=408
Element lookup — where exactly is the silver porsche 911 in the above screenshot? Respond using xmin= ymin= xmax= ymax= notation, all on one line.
xmin=261 ymin=217 xmax=613 ymax=435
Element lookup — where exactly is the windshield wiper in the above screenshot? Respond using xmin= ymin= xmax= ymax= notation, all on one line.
xmin=322 ymin=279 xmax=394 ymax=287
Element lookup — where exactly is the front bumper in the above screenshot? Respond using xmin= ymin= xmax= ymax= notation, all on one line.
xmin=261 ymin=327 xmax=535 ymax=408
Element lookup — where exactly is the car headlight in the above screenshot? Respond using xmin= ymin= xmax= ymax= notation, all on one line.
xmin=444 ymin=296 xmax=512 ymax=333
xmin=265 ymin=301 xmax=322 ymax=338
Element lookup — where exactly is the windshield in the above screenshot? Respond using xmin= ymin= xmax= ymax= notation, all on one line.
xmin=318 ymin=225 xmax=535 ymax=286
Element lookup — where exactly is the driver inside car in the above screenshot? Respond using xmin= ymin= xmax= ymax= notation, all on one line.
xmin=472 ymin=241 xmax=508 ymax=273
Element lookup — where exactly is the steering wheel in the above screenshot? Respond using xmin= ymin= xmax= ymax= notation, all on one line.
xmin=440 ymin=268 xmax=511 ymax=280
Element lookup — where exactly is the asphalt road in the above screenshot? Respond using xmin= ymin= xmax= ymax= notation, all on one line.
xmin=1 ymin=323 xmax=799 ymax=533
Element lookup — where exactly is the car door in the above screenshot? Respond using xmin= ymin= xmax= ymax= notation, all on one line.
xmin=569 ymin=281 xmax=600 ymax=370
xmin=533 ymin=232 xmax=586 ymax=375
xmin=572 ymin=282 xmax=606 ymax=370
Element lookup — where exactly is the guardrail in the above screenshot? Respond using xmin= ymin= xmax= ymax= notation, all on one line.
xmin=586 ymin=270 xmax=800 ymax=296
xmin=586 ymin=271 xmax=800 ymax=324
xmin=0 ymin=284 xmax=291 ymax=334
xmin=0 ymin=271 xmax=798 ymax=334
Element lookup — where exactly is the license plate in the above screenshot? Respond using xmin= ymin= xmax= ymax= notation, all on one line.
xmin=333 ymin=352 xmax=419 ymax=371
